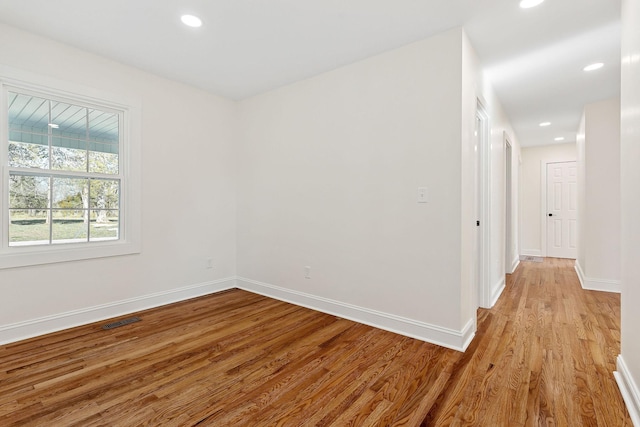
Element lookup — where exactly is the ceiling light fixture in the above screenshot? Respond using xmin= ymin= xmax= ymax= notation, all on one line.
xmin=519 ymin=0 xmax=544 ymax=8
xmin=583 ymin=62 xmax=604 ymax=72
xmin=48 ymin=123 xmax=59 ymax=129
xmin=181 ymin=14 xmax=202 ymax=28
xmin=539 ymin=122 xmax=551 ymax=127
xmin=554 ymin=137 xmax=565 ymax=141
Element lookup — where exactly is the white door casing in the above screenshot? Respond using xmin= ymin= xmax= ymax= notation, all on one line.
xmin=505 ymin=138 xmax=513 ymax=273
xmin=475 ymin=102 xmax=491 ymax=308
xmin=546 ymin=161 xmax=577 ymax=259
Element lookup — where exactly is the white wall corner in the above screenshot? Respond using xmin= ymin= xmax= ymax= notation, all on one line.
xmin=489 ymin=277 xmax=506 ymax=308
xmin=508 ymin=256 xmax=520 ymax=274
xmin=236 ymin=277 xmax=475 ymax=352
xmin=615 ymin=355 xmax=640 ymax=426
xmin=574 ymin=260 xmax=621 ymax=293
xmin=0 ymin=277 xmax=237 ymax=345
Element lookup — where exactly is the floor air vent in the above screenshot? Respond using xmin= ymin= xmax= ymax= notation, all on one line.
xmin=102 ymin=316 xmax=141 ymax=330
xmin=520 ymin=256 xmax=543 ymax=263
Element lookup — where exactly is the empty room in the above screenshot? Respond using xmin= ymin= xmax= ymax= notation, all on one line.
xmin=1 ymin=0 xmax=639 ymax=425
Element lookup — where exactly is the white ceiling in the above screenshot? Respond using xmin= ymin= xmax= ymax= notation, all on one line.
xmin=0 ymin=0 xmax=621 ymax=147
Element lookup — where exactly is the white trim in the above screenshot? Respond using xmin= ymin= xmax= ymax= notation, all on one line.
xmin=489 ymin=277 xmax=506 ymax=307
xmin=615 ymin=355 xmax=640 ymax=426
xmin=0 ymin=277 xmax=236 ymax=345
xmin=477 ymin=100 xmax=492 ymax=309
xmin=520 ymin=249 xmax=542 ymax=257
xmin=0 ymin=64 xmax=142 ymax=269
xmin=2 ymin=275 xmax=480 ymax=351
xmin=236 ymin=277 xmax=475 ymax=352
xmin=505 ymin=134 xmax=514 ymax=275
xmin=574 ymin=260 xmax=621 ymax=293
xmin=509 ymin=256 xmax=520 ymax=274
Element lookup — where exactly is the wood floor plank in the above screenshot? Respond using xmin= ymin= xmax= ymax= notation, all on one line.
xmin=0 ymin=258 xmax=632 ymax=426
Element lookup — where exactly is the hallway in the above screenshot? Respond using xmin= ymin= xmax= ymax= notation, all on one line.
xmin=425 ymin=258 xmax=630 ymax=425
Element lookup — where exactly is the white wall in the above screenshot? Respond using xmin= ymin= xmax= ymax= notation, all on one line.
xmin=0 ymin=24 xmax=238 ymax=343
xmin=520 ymin=143 xmax=577 ymax=257
xmin=616 ymin=0 xmax=640 ymax=422
xmin=461 ymin=33 xmax=521 ymax=313
xmin=237 ymin=27 xmax=518 ymax=350
xmin=237 ymin=28 xmax=466 ymax=349
xmin=575 ymin=98 xmax=621 ymax=292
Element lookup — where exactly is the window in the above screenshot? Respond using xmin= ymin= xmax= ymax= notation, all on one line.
xmin=1 ymin=72 xmax=141 ymax=269
xmin=8 ymin=91 xmax=121 ymax=246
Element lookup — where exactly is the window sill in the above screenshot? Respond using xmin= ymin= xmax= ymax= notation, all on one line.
xmin=0 ymin=239 xmax=141 ymax=269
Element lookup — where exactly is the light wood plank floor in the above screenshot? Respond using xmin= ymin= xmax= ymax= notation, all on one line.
xmin=0 ymin=258 xmax=632 ymax=426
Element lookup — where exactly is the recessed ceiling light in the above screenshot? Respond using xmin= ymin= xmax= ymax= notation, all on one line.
xmin=539 ymin=122 xmax=551 ymax=127
xmin=554 ymin=137 xmax=565 ymax=141
xmin=181 ymin=14 xmax=202 ymax=28
xmin=520 ymin=0 xmax=544 ymax=8
xmin=583 ymin=62 xmax=604 ymax=72
xmin=48 ymin=123 xmax=59 ymax=129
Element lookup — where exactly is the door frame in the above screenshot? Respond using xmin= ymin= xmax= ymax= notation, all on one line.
xmin=504 ymin=135 xmax=515 ymax=274
xmin=476 ymin=100 xmax=491 ymax=309
xmin=540 ymin=158 xmax=576 ymax=257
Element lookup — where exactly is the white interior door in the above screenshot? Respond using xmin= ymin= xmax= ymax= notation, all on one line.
xmin=546 ymin=161 xmax=577 ymax=258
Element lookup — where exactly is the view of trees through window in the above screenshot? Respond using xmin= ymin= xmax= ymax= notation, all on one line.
xmin=7 ymin=91 xmax=121 ymax=246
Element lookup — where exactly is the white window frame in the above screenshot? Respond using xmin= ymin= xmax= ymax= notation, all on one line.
xmin=0 ymin=67 xmax=141 ymax=269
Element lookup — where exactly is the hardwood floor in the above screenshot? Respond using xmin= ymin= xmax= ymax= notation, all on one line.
xmin=0 ymin=258 xmax=632 ymax=426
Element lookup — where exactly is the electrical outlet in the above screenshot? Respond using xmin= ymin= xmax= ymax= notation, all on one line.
xmin=206 ymin=258 xmax=214 ymax=269
xmin=305 ymin=266 xmax=311 ymax=279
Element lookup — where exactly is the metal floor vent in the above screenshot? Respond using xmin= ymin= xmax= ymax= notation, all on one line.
xmin=521 ymin=256 xmax=544 ymax=263
xmin=102 ymin=316 xmax=141 ymax=330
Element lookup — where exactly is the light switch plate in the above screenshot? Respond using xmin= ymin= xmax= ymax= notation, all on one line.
xmin=418 ymin=187 xmax=428 ymax=203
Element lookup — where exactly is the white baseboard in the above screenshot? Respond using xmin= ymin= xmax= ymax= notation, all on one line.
xmin=2 ymin=275 xmax=478 ymax=352
xmin=489 ymin=277 xmax=506 ymax=307
xmin=574 ymin=261 xmax=621 ymax=293
xmin=236 ymin=277 xmax=475 ymax=352
xmin=509 ymin=256 xmax=520 ymax=274
xmin=0 ymin=277 xmax=237 ymax=345
xmin=614 ymin=355 xmax=640 ymax=426
xmin=520 ymin=249 xmax=542 ymax=258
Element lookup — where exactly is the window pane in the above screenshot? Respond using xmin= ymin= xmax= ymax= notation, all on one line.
xmin=49 ymin=101 xmax=88 ymax=172
xmin=9 ymin=138 xmax=49 ymax=169
xmin=8 ymin=93 xmax=51 ymax=169
xmin=90 ymin=179 xmax=119 ymax=210
xmin=9 ymin=209 xmax=50 ymax=246
xmin=8 ymin=92 xmax=50 ymax=136
xmin=89 ymin=150 xmax=119 ymax=174
xmin=51 ymin=145 xmax=87 ymax=172
xmin=88 ymin=109 xmax=118 ymax=143
xmin=50 ymin=101 xmax=86 ymax=140
xmin=9 ymin=175 xmax=49 ymax=209
xmin=51 ymin=210 xmax=88 ymax=244
xmin=90 ymin=210 xmax=119 ymax=241
xmin=90 ymin=180 xmax=119 ymax=241
xmin=52 ymin=177 xmax=87 ymax=209
xmin=88 ymin=109 xmax=119 ymax=174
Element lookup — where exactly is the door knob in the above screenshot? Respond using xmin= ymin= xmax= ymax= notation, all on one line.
xmin=548 ymin=213 xmax=553 ymax=217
